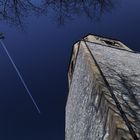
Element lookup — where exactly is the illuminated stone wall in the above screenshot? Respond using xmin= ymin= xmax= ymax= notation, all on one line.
xmin=66 ymin=35 xmax=140 ymax=140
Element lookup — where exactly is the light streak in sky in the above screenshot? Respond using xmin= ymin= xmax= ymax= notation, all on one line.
xmin=0 ymin=40 xmax=41 ymax=114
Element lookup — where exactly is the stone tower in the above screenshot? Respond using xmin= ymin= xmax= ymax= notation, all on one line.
xmin=66 ymin=35 xmax=140 ymax=140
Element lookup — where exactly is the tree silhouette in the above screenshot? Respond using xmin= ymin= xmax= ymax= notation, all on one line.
xmin=44 ymin=0 xmax=115 ymax=25
xmin=0 ymin=0 xmax=45 ymax=27
xmin=0 ymin=0 xmax=116 ymax=27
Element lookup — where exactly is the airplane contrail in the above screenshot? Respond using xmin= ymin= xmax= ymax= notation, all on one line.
xmin=0 ymin=39 xmax=41 ymax=114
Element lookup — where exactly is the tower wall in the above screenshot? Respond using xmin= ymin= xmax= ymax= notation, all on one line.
xmin=66 ymin=35 xmax=140 ymax=140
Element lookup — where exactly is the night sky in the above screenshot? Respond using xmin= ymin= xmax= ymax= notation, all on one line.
xmin=0 ymin=0 xmax=140 ymax=139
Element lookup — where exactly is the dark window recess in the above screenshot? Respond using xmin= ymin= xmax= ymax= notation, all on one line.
xmin=70 ymin=61 xmax=74 ymax=76
xmin=103 ymin=40 xmax=115 ymax=46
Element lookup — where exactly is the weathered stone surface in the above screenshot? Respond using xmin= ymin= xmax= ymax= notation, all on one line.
xmin=66 ymin=35 xmax=140 ymax=140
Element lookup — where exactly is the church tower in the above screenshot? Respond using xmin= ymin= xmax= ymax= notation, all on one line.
xmin=66 ymin=35 xmax=140 ymax=140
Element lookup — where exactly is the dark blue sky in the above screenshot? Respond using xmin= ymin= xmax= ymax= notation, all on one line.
xmin=0 ymin=0 xmax=140 ymax=139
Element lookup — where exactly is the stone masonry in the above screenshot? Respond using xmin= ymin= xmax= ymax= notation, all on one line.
xmin=66 ymin=35 xmax=140 ymax=140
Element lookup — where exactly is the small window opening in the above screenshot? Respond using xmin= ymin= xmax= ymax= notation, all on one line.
xmin=103 ymin=40 xmax=115 ymax=46
xmin=70 ymin=61 xmax=74 ymax=76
